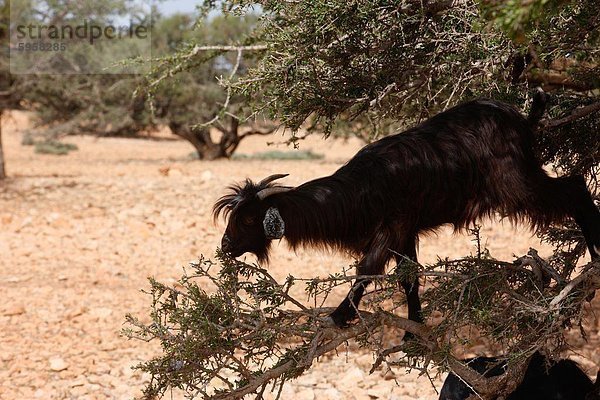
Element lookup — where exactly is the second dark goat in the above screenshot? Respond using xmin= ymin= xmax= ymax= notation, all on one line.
xmin=439 ymin=351 xmax=599 ymax=400
xmin=214 ymin=92 xmax=600 ymax=327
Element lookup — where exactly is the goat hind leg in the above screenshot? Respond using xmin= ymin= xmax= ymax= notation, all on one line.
xmin=550 ymin=175 xmax=600 ymax=259
xmin=575 ymin=188 xmax=600 ymax=260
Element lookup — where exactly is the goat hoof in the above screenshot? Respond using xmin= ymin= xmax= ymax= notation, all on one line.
xmin=586 ymin=290 xmax=596 ymax=302
xmin=326 ymin=312 xmax=353 ymax=328
xmin=401 ymin=331 xmax=417 ymax=344
xmin=320 ymin=316 xmax=337 ymax=328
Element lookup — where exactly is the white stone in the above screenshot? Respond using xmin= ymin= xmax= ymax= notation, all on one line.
xmin=201 ymin=170 xmax=213 ymax=181
xmin=49 ymin=357 xmax=69 ymax=372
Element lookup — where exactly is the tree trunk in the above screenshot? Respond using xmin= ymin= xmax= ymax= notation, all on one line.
xmin=0 ymin=111 xmax=5 ymax=180
xmin=169 ymin=122 xmax=227 ymax=160
xmin=169 ymin=119 xmax=275 ymax=161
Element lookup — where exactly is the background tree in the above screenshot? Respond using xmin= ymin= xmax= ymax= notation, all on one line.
xmin=125 ymin=1 xmax=600 ymax=399
xmin=0 ymin=0 xmax=23 ymax=179
xmin=146 ymin=13 xmax=276 ymax=160
xmin=14 ymin=7 xmax=272 ymax=160
xmin=0 ymin=1 xmax=8 ymax=180
xmin=0 ymin=0 xmax=146 ymax=166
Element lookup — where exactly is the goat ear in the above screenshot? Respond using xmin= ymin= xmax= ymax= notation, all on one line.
xmin=263 ymin=207 xmax=285 ymax=239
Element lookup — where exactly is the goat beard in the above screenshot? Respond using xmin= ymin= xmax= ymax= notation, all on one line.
xmin=254 ymin=241 xmax=272 ymax=265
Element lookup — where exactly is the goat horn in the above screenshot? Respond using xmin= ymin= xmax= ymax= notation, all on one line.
xmin=258 ymin=174 xmax=289 ymax=186
xmin=257 ymin=186 xmax=293 ymax=200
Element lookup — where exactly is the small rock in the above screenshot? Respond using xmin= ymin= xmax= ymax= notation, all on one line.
xmin=201 ymin=170 xmax=213 ymax=181
xmin=71 ymin=378 xmax=86 ymax=387
xmin=70 ymin=385 xmax=88 ymax=397
xmin=15 ymin=216 xmax=33 ymax=232
xmin=83 ymin=240 xmax=99 ymax=251
xmin=295 ymin=389 xmax=315 ymax=400
xmin=3 ymin=305 xmax=26 ymax=316
xmin=1 ymin=214 xmax=13 ymax=224
xmin=296 ymin=374 xmax=318 ymax=386
xmin=50 ymin=216 xmax=72 ymax=230
xmin=100 ymin=341 xmax=117 ymax=351
xmin=169 ymin=168 xmax=183 ymax=176
xmin=356 ymin=353 xmax=375 ymax=368
xmin=89 ymin=307 xmax=113 ymax=320
xmin=367 ymin=386 xmax=392 ymax=399
xmin=353 ymin=393 xmax=374 ymax=400
xmin=322 ymin=388 xmax=343 ymax=400
xmin=158 ymin=166 xmax=170 ymax=176
xmin=121 ymin=365 xmax=135 ymax=378
xmin=6 ymin=276 xmax=30 ymax=283
xmin=49 ymin=357 xmax=69 ymax=372
xmin=339 ymin=366 xmax=365 ymax=387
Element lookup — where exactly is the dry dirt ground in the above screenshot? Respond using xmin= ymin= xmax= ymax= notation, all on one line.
xmin=1 ymin=111 xmax=600 ymax=400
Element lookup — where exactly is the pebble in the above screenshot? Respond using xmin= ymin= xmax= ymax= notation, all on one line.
xmin=322 ymin=387 xmax=344 ymax=400
xmin=169 ymin=167 xmax=183 ymax=176
xmin=367 ymin=386 xmax=393 ymax=399
xmin=49 ymin=357 xmax=69 ymax=372
xmin=89 ymin=307 xmax=113 ymax=319
xmin=2 ymin=305 xmax=26 ymax=316
xmin=295 ymin=389 xmax=316 ymax=400
xmin=338 ymin=366 xmax=365 ymax=388
xmin=201 ymin=170 xmax=213 ymax=181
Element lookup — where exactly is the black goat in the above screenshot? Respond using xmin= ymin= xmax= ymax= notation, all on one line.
xmin=214 ymin=92 xmax=600 ymax=327
xmin=439 ymin=352 xmax=599 ymax=400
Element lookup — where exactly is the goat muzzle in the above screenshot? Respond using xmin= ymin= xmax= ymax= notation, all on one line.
xmin=221 ymin=235 xmax=232 ymax=254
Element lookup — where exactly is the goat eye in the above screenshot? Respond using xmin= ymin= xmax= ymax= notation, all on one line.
xmin=243 ymin=216 xmax=255 ymax=225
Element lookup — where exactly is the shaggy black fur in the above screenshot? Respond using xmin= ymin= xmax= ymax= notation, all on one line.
xmin=439 ymin=352 xmax=599 ymax=400
xmin=214 ymin=92 xmax=600 ymax=327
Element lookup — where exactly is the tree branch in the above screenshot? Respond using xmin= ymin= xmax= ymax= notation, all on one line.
xmin=195 ymin=48 xmax=244 ymax=129
xmin=238 ymin=126 xmax=278 ymax=140
xmin=527 ymin=70 xmax=599 ymax=91
xmin=189 ymin=45 xmax=267 ymax=54
xmin=541 ymin=101 xmax=600 ymax=129
xmin=207 ymin=309 xmax=531 ymax=400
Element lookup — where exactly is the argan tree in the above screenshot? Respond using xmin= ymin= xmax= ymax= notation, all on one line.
xmin=16 ymin=9 xmax=274 ymax=160
xmin=0 ymin=0 xmax=21 ymax=179
xmin=145 ymin=13 xmax=276 ymax=160
xmin=0 ymin=0 xmax=147 ymax=168
xmin=125 ymin=1 xmax=600 ymax=399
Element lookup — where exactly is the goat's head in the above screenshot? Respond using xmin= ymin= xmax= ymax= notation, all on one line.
xmin=213 ymin=174 xmax=292 ymax=262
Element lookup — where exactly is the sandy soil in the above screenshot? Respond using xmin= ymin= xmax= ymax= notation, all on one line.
xmin=1 ymin=111 xmax=599 ymax=400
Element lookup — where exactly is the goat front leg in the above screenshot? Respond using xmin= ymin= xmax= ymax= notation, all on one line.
xmin=328 ymin=278 xmax=371 ymax=327
xmin=328 ymin=249 xmax=388 ymax=328
xmin=394 ymin=235 xmax=422 ymax=324
xmin=394 ymin=235 xmax=422 ymax=341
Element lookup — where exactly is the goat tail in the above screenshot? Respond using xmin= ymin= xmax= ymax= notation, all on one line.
xmin=527 ymin=87 xmax=548 ymax=128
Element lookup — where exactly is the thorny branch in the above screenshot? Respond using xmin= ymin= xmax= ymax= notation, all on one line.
xmin=541 ymin=101 xmax=600 ymax=129
xmin=125 ymin=236 xmax=600 ymax=400
xmin=194 ymin=48 xmax=244 ymax=129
